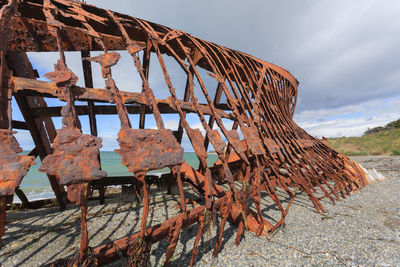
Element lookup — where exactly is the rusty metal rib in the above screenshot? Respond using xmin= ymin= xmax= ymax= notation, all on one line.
xmin=0 ymin=0 xmax=369 ymax=265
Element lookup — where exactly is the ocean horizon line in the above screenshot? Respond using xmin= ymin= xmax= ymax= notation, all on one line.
xmin=15 ymin=151 xmax=218 ymax=203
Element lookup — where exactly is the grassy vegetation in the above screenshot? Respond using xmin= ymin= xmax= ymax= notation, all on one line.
xmin=327 ymin=128 xmax=400 ymax=156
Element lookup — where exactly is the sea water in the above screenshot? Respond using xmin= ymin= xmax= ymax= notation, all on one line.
xmin=15 ymin=152 xmax=218 ymax=202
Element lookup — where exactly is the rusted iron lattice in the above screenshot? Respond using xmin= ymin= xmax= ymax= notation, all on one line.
xmin=0 ymin=0 xmax=369 ymax=265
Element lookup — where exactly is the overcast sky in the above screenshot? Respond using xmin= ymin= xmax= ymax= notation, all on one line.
xmin=13 ymin=0 xmax=400 ymax=150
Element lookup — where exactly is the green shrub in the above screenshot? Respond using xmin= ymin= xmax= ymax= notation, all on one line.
xmin=364 ymin=126 xmax=384 ymax=135
xmin=386 ymin=119 xmax=400 ymax=129
xmin=392 ymin=150 xmax=400 ymax=156
xmin=363 ymin=118 xmax=400 ymax=136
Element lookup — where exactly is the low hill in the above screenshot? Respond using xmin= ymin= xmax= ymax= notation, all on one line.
xmin=364 ymin=118 xmax=400 ymax=135
xmin=327 ymin=119 xmax=400 ymax=156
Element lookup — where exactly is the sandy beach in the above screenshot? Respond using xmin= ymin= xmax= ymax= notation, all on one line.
xmin=1 ymin=156 xmax=399 ymax=266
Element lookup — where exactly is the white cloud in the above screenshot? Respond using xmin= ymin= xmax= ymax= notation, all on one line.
xmin=294 ymin=96 xmax=400 ymax=137
xmin=14 ymin=130 xmax=35 ymax=151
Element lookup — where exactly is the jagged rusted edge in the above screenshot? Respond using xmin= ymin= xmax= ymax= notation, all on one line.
xmin=2 ymin=0 xmax=369 ymax=265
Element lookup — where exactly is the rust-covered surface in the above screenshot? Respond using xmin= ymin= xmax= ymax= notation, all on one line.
xmin=116 ymin=128 xmax=184 ymax=173
xmin=0 ymin=0 xmax=36 ymax=248
xmin=38 ymin=60 xmax=106 ymax=186
xmin=34 ymin=7 xmax=107 ymax=263
xmin=39 ymin=126 xmax=106 ymax=185
xmin=0 ymin=129 xmax=35 ymax=248
xmin=0 ymin=0 xmax=369 ymax=265
xmin=0 ymin=130 xmax=35 ymax=196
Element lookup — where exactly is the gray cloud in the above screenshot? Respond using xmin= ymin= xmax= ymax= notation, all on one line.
xmin=85 ymin=0 xmax=400 ymax=113
xmin=14 ymin=0 xmax=400 ymax=149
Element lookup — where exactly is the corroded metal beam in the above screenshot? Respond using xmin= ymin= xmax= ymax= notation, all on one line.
xmin=0 ymin=0 xmax=369 ymax=266
xmin=11 ymin=77 xmax=233 ymax=119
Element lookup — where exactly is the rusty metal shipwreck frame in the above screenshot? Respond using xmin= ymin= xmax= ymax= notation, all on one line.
xmin=0 ymin=0 xmax=369 ymax=265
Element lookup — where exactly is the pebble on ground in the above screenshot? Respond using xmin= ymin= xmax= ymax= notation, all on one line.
xmin=1 ymin=156 xmax=399 ymax=266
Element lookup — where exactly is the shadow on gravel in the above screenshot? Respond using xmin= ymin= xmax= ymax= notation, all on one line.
xmin=2 ymin=169 xmax=383 ymax=267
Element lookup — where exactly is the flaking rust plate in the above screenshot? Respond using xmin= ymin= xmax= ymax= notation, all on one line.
xmin=116 ymin=128 xmax=184 ymax=173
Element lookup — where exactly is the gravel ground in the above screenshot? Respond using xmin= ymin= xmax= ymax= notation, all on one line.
xmin=1 ymin=156 xmax=399 ymax=266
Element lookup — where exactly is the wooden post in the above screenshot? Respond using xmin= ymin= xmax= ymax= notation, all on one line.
xmin=175 ymin=74 xmax=192 ymax=144
xmin=175 ymin=50 xmax=202 ymax=144
xmin=204 ymin=82 xmax=223 ymax=150
xmin=7 ymin=51 xmax=67 ymax=210
xmin=139 ymin=39 xmax=151 ymax=129
xmin=81 ymin=50 xmax=105 ymax=204
xmin=15 ymin=187 xmax=30 ymax=208
xmin=0 ymin=196 xmax=6 ymax=248
xmin=0 ymin=50 xmax=11 ymax=130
